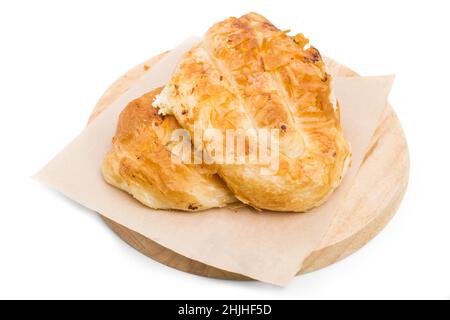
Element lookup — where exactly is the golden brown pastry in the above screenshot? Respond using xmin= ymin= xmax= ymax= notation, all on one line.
xmin=102 ymin=87 xmax=236 ymax=211
xmin=153 ymin=13 xmax=352 ymax=212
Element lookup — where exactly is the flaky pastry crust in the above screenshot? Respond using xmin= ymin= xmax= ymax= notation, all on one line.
xmin=102 ymin=87 xmax=236 ymax=211
xmin=154 ymin=13 xmax=352 ymax=212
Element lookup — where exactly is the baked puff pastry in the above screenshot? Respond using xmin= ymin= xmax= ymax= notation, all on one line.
xmin=102 ymin=87 xmax=236 ymax=211
xmin=154 ymin=13 xmax=352 ymax=212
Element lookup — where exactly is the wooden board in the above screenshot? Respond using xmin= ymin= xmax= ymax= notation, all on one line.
xmin=90 ymin=53 xmax=409 ymax=280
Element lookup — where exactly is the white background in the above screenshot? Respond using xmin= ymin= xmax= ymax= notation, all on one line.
xmin=0 ymin=0 xmax=449 ymax=300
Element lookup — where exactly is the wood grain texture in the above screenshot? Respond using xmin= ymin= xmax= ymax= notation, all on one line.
xmin=90 ymin=52 xmax=409 ymax=280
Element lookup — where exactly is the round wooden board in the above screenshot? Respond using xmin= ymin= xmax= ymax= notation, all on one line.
xmin=90 ymin=53 xmax=409 ymax=280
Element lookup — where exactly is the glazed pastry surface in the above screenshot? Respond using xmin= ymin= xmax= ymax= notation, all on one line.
xmin=102 ymin=87 xmax=236 ymax=212
xmin=154 ymin=12 xmax=352 ymax=212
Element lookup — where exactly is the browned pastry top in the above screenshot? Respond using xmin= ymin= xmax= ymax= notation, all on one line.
xmin=154 ymin=13 xmax=351 ymax=212
xmin=102 ymin=87 xmax=235 ymax=212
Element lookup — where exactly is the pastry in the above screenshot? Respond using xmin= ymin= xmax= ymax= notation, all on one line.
xmin=153 ymin=13 xmax=352 ymax=212
xmin=102 ymin=87 xmax=236 ymax=211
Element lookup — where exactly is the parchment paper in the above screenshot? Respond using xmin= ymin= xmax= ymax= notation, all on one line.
xmin=35 ymin=38 xmax=394 ymax=286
